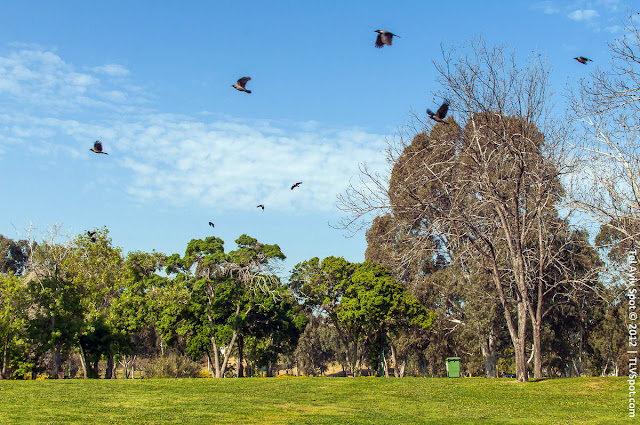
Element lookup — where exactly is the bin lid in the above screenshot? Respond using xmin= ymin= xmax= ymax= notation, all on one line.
xmin=445 ymin=357 xmax=460 ymax=361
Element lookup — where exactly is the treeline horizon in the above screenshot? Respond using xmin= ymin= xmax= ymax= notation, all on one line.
xmin=0 ymin=221 xmax=628 ymax=380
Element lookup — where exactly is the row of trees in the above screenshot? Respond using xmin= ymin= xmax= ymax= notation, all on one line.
xmin=0 ymin=229 xmax=435 ymax=379
xmin=0 ymin=230 xmax=309 ymax=379
xmin=0 ymin=218 xmax=629 ymax=381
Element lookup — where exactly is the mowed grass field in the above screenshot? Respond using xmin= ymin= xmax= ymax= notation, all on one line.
xmin=0 ymin=377 xmax=631 ymax=424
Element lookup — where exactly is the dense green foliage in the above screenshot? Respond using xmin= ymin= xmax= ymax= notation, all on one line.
xmin=0 ymin=220 xmax=631 ymax=381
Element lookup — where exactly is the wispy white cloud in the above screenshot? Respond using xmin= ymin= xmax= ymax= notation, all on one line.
xmin=0 ymin=47 xmax=388 ymax=213
xmin=533 ymin=0 xmax=634 ymax=32
xmin=606 ymin=24 xmax=622 ymax=33
xmin=568 ymin=9 xmax=600 ymax=21
xmin=0 ymin=48 xmax=147 ymax=114
xmin=92 ymin=64 xmax=130 ymax=77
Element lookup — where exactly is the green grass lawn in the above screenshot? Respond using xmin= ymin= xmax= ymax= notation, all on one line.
xmin=0 ymin=377 xmax=632 ymax=424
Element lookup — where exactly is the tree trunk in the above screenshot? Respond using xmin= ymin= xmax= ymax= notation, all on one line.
xmin=349 ymin=339 xmax=357 ymax=376
xmin=389 ymin=341 xmax=400 ymax=378
xmin=532 ymin=212 xmax=545 ymax=380
xmin=576 ymin=327 xmax=584 ymax=376
xmin=532 ymin=320 xmax=542 ymax=378
xmin=92 ymin=359 xmax=99 ymax=378
xmin=105 ymin=355 xmax=114 ymax=379
xmin=357 ymin=348 xmax=367 ymax=377
xmin=382 ymin=348 xmax=389 ymax=378
xmin=1 ymin=338 xmax=8 ymax=379
xmin=237 ymin=334 xmax=244 ymax=378
xmin=78 ymin=346 xmax=88 ymax=379
xmin=219 ymin=331 xmax=238 ymax=378
xmin=515 ymin=301 xmax=528 ymax=382
xmin=488 ymin=248 xmax=529 ymax=382
xmin=480 ymin=331 xmax=497 ymax=378
xmin=54 ymin=342 xmax=63 ymax=379
xmin=211 ymin=336 xmax=221 ymax=378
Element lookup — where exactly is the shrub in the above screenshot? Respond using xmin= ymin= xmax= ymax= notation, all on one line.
xmin=143 ymin=353 xmax=201 ymax=378
xmin=197 ymin=369 xmax=212 ymax=378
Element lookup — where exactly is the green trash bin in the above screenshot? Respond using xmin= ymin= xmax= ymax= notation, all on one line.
xmin=446 ymin=357 xmax=460 ymax=378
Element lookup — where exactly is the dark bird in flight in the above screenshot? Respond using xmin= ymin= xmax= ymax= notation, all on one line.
xmin=90 ymin=140 xmax=108 ymax=154
xmin=209 ymin=222 xmax=215 ymax=228
xmin=427 ymin=99 xmax=449 ymax=124
xmin=87 ymin=231 xmax=97 ymax=243
xmin=427 ymin=100 xmax=450 ymax=123
xmin=291 ymin=182 xmax=302 ymax=190
xmin=574 ymin=56 xmax=592 ymax=65
xmin=375 ymin=30 xmax=399 ymax=48
xmin=232 ymin=77 xmax=252 ymax=93
xmin=257 ymin=204 xmax=265 ymax=210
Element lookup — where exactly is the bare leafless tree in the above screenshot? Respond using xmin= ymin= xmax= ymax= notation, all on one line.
xmin=339 ymin=37 xmax=575 ymax=382
xmin=20 ymin=223 xmax=74 ymax=285
xmin=568 ymin=13 xmax=640 ymax=247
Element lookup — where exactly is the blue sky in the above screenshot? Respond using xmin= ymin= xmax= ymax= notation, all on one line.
xmin=0 ymin=0 xmax=635 ymax=277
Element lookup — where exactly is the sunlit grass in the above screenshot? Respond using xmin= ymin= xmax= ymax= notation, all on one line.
xmin=0 ymin=376 xmax=631 ymax=424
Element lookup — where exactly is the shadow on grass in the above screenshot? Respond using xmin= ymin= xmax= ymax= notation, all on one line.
xmin=528 ymin=377 xmax=553 ymax=383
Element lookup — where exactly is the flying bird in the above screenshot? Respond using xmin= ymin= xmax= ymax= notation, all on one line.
xmin=209 ymin=222 xmax=215 ymax=228
xmin=90 ymin=140 xmax=108 ymax=155
xmin=375 ymin=30 xmax=399 ymax=48
xmin=427 ymin=100 xmax=450 ymax=123
xmin=574 ymin=56 xmax=592 ymax=65
xmin=257 ymin=205 xmax=265 ymax=210
xmin=291 ymin=182 xmax=302 ymax=190
xmin=232 ymin=77 xmax=252 ymax=93
xmin=87 ymin=231 xmax=97 ymax=243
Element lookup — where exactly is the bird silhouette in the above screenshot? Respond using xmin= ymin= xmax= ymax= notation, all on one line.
xmin=257 ymin=204 xmax=265 ymax=210
xmin=291 ymin=182 xmax=302 ymax=190
xmin=232 ymin=77 xmax=252 ymax=93
xmin=375 ymin=30 xmax=399 ymax=48
xmin=209 ymin=222 xmax=215 ymax=228
xmin=90 ymin=140 xmax=108 ymax=154
xmin=87 ymin=231 xmax=97 ymax=243
xmin=427 ymin=100 xmax=450 ymax=123
xmin=574 ymin=56 xmax=592 ymax=65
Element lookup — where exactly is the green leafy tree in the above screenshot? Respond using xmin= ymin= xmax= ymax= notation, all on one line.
xmin=0 ymin=235 xmax=29 ymax=276
xmin=165 ymin=235 xmax=285 ymax=378
xmin=0 ymin=274 xmax=28 ymax=379
xmin=26 ymin=276 xmax=84 ymax=379
xmin=243 ymin=287 xmax=307 ymax=377
xmin=290 ymin=256 xmax=361 ymax=373
xmin=294 ymin=316 xmax=338 ymax=376
xmin=63 ymin=228 xmax=126 ymax=378
xmin=291 ymin=257 xmax=432 ymax=376
xmin=365 ymin=213 xmax=505 ymax=378
xmin=586 ymin=295 xmax=628 ymax=376
xmin=110 ymin=250 xmax=167 ymax=378
xmin=346 ymin=262 xmax=434 ymax=377
xmin=23 ymin=231 xmax=79 ymax=379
